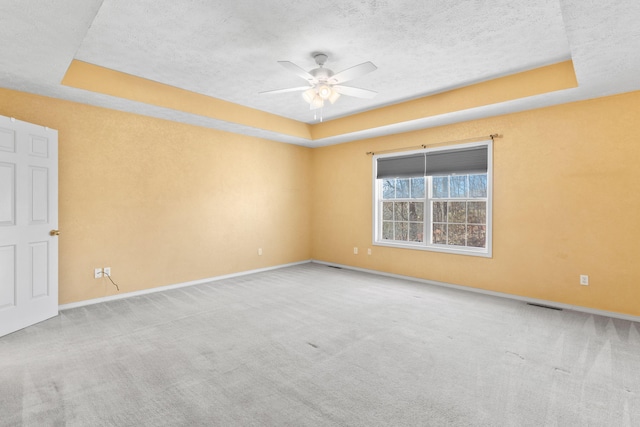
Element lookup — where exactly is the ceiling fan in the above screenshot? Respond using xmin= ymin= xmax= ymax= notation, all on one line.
xmin=261 ymin=53 xmax=378 ymax=110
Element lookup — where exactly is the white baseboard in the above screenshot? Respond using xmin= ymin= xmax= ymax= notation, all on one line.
xmin=311 ymin=260 xmax=640 ymax=324
xmin=59 ymin=260 xmax=312 ymax=311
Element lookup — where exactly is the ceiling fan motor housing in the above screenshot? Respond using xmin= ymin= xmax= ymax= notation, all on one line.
xmin=310 ymin=67 xmax=334 ymax=82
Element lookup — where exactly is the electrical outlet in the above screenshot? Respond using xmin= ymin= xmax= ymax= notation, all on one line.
xmin=580 ymin=275 xmax=589 ymax=286
xmin=258 ymin=248 xmax=263 ymax=256
xmin=94 ymin=268 xmax=103 ymax=279
xmin=367 ymin=248 xmax=372 ymax=255
xmin=353 ymin=247 xmax=358 ymax=254
xmin=103 ymin=267 xmax=111 ymax=277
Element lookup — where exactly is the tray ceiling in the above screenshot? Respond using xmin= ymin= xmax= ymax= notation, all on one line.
xmin=1 ymin=0 xmax=639 ymax=146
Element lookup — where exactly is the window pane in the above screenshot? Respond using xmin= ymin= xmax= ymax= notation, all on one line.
xmin=396 ymin=179 xmax=410 ymax=198
xmin=382 ymin=221 xmax=394 ymax=240
xmin=467 ymin=201 xmax=486 ymax=224
xmin=411 ymin=177 xmax=425 ymax=198
xmin=448 ymin=201 xmax=466 ymax=223
xmin=467 ymin=225 xmax=486 ymax=248
xmin=375 ymin=146 xmax=490 ymax=255
xmin=432 ymin=176 xmax=448 ymax=198
xmin=432 ymin=224 xmax=447 ymax=244
xmin=469 ymin=174 xmax=487 ymax=198
xmin=394 ymin=222 xmax=408 ymax=240
xmin=409 ymin=202 xmax=424 ymax=221
xmin=394 ymin=202 xmax=408 ymax=221
xmin=383 ymin=179 xmax=396 ymax=199
xmin=433 ymin=201 xmax=447 ymax=222
xmin=450 ymin=175 xmax=468 ymax=198
xmin=382 ymin=202 xmax=394 ymax=220
xmin=448 ymin=224 xmax=466 ymax=246
xmin=409 ymin=223 xmax=424 ymax=242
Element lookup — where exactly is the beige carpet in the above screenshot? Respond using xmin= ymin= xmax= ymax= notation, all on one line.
xmin=1 ymin=262 xmax=639 ymax=426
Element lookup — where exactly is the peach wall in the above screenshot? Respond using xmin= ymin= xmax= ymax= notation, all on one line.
xmin=0 ymin=88 xmax=312 ymax=304
xmin=311 ymin=91 xmax=640 ymax=316
xmin=2 ymin=85 xmax=640 ymax=316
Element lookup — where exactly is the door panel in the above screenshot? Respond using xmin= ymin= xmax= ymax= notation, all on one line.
xmin=29 ymin=135 xmax=49 ymax=157
xmin=0 ymin=245 xmax=16 ymax=309
xmin=30 ymin=166 xmax=49 ymax=223
xmin=0 ymin=128 xmax=15 ymax=152
xmin=0 ymin=116 xmax=58 ymax=337
xmin=30 ymin=241 xmax=49 ymax=298
xmin=0 ymin=162 xmax=15 ymax=225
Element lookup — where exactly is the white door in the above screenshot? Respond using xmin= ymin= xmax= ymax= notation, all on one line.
xmin=0 ymin=115 xmax=58 ymax=337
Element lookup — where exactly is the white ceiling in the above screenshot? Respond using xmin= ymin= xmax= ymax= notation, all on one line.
xmin=1 ymin=0 xmax=640 ymax=146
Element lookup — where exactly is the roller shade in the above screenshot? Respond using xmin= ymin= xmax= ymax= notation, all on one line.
xmin=425 ymin=146 xmax=488 ymax=176
xmin=376 ymin=153 xmax=426 ymax=179
xmin=376 ymin=145 xmax=488 ymax=179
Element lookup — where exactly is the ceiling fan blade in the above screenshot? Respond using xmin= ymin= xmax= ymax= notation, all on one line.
xmin=333 ymin=85 xmax=377 ymax=99
xmin=278 ymin=61 xmax=317 ymax=83
xmin=329 ymin=61 xmax=377 ymax=84
xmin=260 ymin=86 xmax=310 ymax=95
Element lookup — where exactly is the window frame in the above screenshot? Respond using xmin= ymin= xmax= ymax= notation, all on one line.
xmin=372 ymin=140 xmax=493 ymax=258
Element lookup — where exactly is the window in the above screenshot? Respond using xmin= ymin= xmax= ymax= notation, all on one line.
xmin=373 ymin=141 xmax=492 ymax=257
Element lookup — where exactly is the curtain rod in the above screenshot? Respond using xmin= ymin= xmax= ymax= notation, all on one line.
xmin=365 ymin=134 xmax=500 ymax=156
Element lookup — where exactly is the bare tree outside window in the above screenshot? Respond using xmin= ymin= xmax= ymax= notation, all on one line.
xmin=375 ymin=141 xmax=491 ymax=257
xmin=378 ymin=173 xmax=488 ymax=250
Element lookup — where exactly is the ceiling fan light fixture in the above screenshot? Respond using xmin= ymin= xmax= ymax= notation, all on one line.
xmin=310 ymin=95 xmax=324 ymax=109
xmin=302 ymin=87 xmax=316 ymax=104
xmin=328 ymin=90 xmax=340 ymax=104
xmin=317 ymin=84 xmax=332 ymax=100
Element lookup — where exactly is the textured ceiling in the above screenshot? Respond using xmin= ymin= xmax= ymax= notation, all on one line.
xmin=1 ymin=0 xmax=640 ymax=146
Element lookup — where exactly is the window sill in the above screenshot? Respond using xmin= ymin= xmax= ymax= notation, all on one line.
xmin=373 ymin=240 xmax=492 ymax=258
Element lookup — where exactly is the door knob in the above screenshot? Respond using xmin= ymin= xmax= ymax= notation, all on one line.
xmin=49 ymin=229 xmax=60 ymax=236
